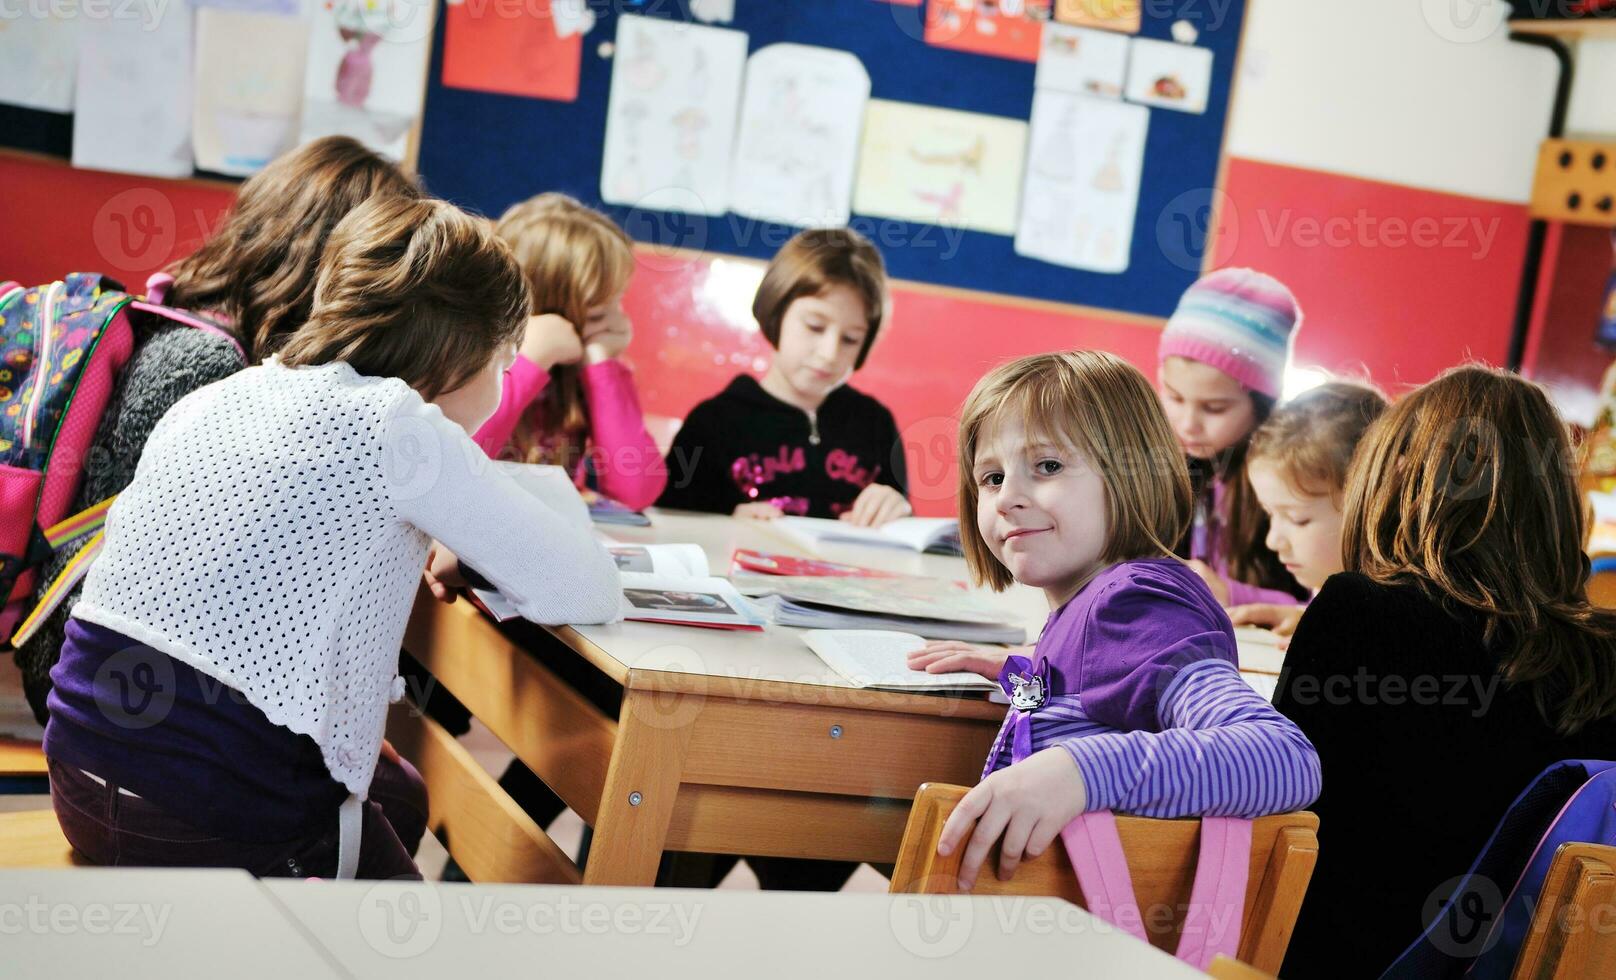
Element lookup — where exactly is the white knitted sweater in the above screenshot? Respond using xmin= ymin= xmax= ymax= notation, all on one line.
xmin=74 ymin=357 xmax=623 ymax=800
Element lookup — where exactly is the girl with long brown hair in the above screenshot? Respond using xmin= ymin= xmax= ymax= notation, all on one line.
xmin=1276 ymin=365 xmax=1616 ymax=977
xmin=472 ymin=193 xmax=666 ymax=511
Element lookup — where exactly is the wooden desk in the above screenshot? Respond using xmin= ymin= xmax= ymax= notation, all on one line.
xmin=400 ymin=510 xmax=1037 ymax=886
xmin=400 ymin=509 xmax=1281 ymax=886
xmin=260 ymin=878 xmax=1206 ymax=978
xmin=0 ymin=868 xmax=347 ymax=979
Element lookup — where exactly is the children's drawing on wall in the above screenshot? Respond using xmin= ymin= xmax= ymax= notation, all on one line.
xmin=853 ymin=100 xmax=1027 ymax=236
xmin=440 ymin=0 xmax=582 ymax=102
xmin=1014 ymin=90 xmax=1147 ymax=273
xmin=925 ymin=0 xmax=1052 ymax=62
xmin=1125 ymin=37 xmax=1212 ymax=114
xmin=192 ymin=9 xmax=309 ymax=176
xmin=72 ymin=4 xmax=194 ymax=178
xmin=0 ymin=14 xmax=81 ymax=112
xmin=730 ymin=45 xmax=870 ymax=228
xmin=1034 ymin=22 xmax=1128 ymax=99
xmin=1053 ymin=0 xmax=1140 ymax=34
xmin=298 ymin=0 xmax=434 ymax=161
xmin=601 ymin=14 xmax=747 ymax=217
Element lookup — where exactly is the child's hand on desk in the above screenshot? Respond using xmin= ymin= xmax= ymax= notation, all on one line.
xmin=1185 ymin=559 xmax=1231 ymax=605
xmin=839 ymin=483 xmax=911 ymax=527
xmin=908 ymin=642 xmax=1021 ymax=680
xmin=423 ymin=543 xmax=467 ymax=602
xmin=581 ymin=304 xmax=633 ymax=365
xmin=521 ymin=313 xmax=584 ymax=370
xmin=734 ymin=501 xmax=784 ymax=521
xmin=937 ymin=747 xmax=1087 ymax=889
xmin=1229 ymin=602 xmax=1304 ymax=646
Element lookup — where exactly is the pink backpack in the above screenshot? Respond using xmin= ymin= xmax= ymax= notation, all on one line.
xmin=0 ymin=273 xmax=243 ymax=645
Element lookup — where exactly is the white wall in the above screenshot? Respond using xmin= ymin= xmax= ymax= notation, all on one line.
xmin=1228 ymin=0 xmax=1558 ymax=203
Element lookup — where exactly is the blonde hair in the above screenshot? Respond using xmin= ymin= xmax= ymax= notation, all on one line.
xmin=494 ymin=193 xmax=635 ymax=465
xmin=165 ymin=136 xmax=419 ymax=363
xmin=1249 ymin=381 xmax=1388 ymax=505
xmin=278 ymin=196 xmax=528 ymax=400
xmin=958 ymin=351 xmax=1191 ymax=591
xmin=753 ymin=228 xmax=887 ymax=370
xmin=1343 ymin=364 xmax=1616 ymax=735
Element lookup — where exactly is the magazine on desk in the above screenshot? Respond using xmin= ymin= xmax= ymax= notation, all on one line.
xmin=733 ymin=572 xmax=1026 ymax=645
xmin=772 ymin=516 xmax=963 ymax=555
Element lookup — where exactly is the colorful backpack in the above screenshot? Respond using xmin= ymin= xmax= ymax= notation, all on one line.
xmin=0 ymin=273 xmax=243 ymax=646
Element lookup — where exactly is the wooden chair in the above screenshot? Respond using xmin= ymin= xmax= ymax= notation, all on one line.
xmin=0 ymin=808 xmax=85 ymax=868
xmin=1206 ymin=955 xmax=1277 ymax=979
xmin=0 ymin=737 xmax=49 ymax=795
xmin=890 ymin=783 xmax=1318 ymax=975
xmin=1511 ymin=842 xmax=1616 ymax=980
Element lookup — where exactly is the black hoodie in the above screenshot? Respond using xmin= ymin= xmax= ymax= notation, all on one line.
xmin=658 ymin=374 xmax=908 ymax=518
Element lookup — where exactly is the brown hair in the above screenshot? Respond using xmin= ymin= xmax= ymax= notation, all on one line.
xmin=494 ymin=193 xmax=636 ymax=466
xmin=958 ymin=350 xmax=1191 ymax=591
xmin=278 ymin=196 xmax=528 ymax=400
xmin=1342 ymin=364 xmax=1616 ymax=735
xmin=1249 ymin=381 xmax=1389 ymax=504
xmin=753 ymin=228 xmax=887 ymax=370
xmin=164 ymin=136 xmax=419 ymax=363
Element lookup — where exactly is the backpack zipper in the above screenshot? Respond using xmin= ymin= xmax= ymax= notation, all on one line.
xmin=20 ymin=281 xmax=63 ymax=453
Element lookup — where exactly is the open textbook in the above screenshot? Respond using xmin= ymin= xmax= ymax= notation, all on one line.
xmin=473 ymin=541 xmax=764 ymax=631
xmin=771 ymin=516 xmax=963 ymax=555
xmin=802 ymin=630 xmax=999 ymax=692
xmin=734 ymin=572 xmax=1026 ymax=644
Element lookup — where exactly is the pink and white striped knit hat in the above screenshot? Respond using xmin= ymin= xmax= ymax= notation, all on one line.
xmin=1157 ymin=268 xmax=1301 ymax=399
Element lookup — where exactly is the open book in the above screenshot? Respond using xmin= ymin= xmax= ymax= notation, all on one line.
xmin=772 ymin=516 xmax=962 ymax=555
xmin=474 ymin=541 xmax=765 ymax=631
xmin=803 ymin=630 xmax=999 ymax=692
xmin=1234 ymin=625 xmax=1286 ymax=675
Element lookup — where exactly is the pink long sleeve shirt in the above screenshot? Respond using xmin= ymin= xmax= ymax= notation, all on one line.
xmin=474 ymin=355 xmax=667 ymax=511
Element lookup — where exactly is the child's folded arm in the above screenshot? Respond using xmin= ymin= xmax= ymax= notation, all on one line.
xmin=1059 ymin=658 xmax=1321 ymax=818
xmin=384 ymin=398 xmax=622 ymax=625
xmin=472 ymin=354 xmax=552 ymax=458
xmin=581 ymin=360 xmax=666 ymax=511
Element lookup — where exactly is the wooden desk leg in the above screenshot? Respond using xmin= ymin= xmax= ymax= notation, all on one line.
xmin=582 ymin=688 xmax=696 ymax=886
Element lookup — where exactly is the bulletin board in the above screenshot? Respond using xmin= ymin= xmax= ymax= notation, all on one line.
xmin=417 ymin=0 xmax=1249 ymax=320
xmin=0 ymin=0 xmax=1248 ymax=320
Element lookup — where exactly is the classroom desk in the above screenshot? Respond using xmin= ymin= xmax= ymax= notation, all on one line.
xmin=398 ymin=509 xmax=1282 ymax=886
xmin=0 ymin=868 xmax=347 ymax=979
xmin=259 ymin=877 xmax=1208 ymax=979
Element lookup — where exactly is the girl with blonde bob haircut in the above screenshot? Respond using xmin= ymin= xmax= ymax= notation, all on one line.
xmin=42 ymin=194 xmax=622 ymax=882
xmin=474 ymin=193 xmax=666 ymax=511
xmin=1275 ymin=365 xmax=1616 ymax=978
xmin=934 ymin=351 xmax=1319 ymax=898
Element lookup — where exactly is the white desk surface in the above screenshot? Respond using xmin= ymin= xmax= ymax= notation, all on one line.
xmin=565 ymin=509 xmax=1283 ymax=696
xmin=0 ymin=868 xmax=347 ymax=979
xmin=260 ymin=878 xmax=1207 ymax=979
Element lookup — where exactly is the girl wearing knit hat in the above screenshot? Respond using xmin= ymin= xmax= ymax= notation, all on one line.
xmin=1158 ymin=268 xmax=1310 ymax=607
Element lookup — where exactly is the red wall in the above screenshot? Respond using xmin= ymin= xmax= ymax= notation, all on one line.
xmin=0 ymin=151 xmax=1576 ymax=516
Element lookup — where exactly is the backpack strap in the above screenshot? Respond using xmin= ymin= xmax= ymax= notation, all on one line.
xmin=1061 ymin=810 xmax=1251 ymax=971
xmin=8 ymin=494 xmax=117 ymax=648
xmin=128 ymin=301 xmax=246 ymax=362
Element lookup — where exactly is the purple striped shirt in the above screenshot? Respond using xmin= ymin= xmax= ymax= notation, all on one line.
xmin=985 ymin=559 xmax=1320 ymax=818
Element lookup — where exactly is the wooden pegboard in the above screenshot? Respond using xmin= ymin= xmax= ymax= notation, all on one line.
xmin=1532 ymin=138 xmax=1616 ymax=226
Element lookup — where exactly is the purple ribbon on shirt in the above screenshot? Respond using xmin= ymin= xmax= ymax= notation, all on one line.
xmin=1000 ymin=654 xmax=1053 ymax=764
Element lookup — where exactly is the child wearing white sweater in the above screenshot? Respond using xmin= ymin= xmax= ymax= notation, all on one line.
xmin=43 ymin=195 xmax=622 ymax=880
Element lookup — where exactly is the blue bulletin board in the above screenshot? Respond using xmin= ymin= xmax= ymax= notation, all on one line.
xmin=417 ymin=0 xmax=1248 ymax=320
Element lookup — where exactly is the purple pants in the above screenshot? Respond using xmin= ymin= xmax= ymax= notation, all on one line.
xmin=48 ymin=750 xmax=428 ymax=880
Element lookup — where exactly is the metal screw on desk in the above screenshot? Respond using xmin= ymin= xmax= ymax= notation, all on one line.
xmin=629 ymin=792 xmax=643 ymax=807
xmin=829 ymin=725 xmax=843 ymax=739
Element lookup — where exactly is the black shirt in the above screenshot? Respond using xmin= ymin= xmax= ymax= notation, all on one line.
xmin=657 ymin=374 xmax=907 ymax=518
xmin=1275 ymin=573 xmax=1616 ymax=978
